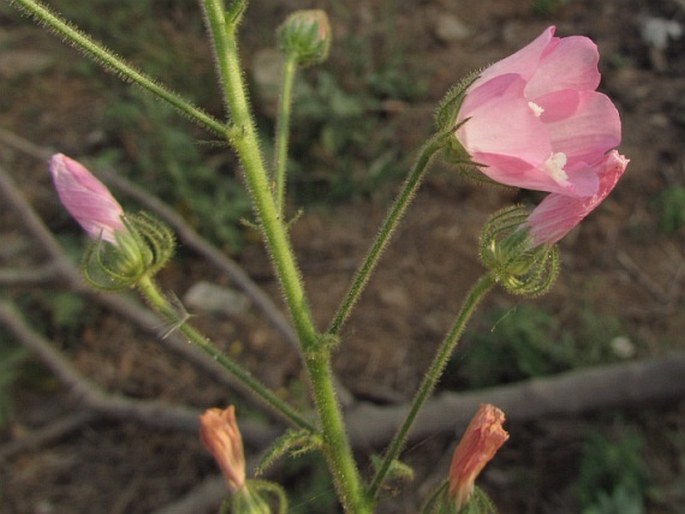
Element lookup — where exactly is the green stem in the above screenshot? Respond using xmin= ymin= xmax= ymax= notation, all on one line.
xmin=136 ymin=275 xmax=315 ymax=432
xmin=308 ymin=350 xmax=373 ymax=513
xmin=12 ymin=0 xmax=226 ymax=137
xmin=273 ymin=54 xmax=298 ymax=216
xmin=201 ymin=7 xmax=370 ymax=512
xmin=327 ymin=134 xmax=446 ymax=335
xmin=369 ymin=272 xmax=496 ymax=498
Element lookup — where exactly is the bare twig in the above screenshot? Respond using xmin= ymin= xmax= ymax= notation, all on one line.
xmin=0 ymin=263 xmax=62 ymax=286
xmin=4 ymin=288 xmax=684 ymax=513
xmin=0 ymin=411 xmax=96 ymax=461
xmin=617 ymin=250 xmax=670 ymax=303
xmin=151 ymin=476 xmax=226 ymax=514
xmin=344 ymin=352 xmax=685 ymax=448
xmin=0 ymin=299 xmax=279 ymax=447
xmin=0 ymin=127 xmax=298 ymax=349
xmin=0 ymin=127 xmax=52 ymax=159
xmin=0 ymin=163 xmax=77 ymax=280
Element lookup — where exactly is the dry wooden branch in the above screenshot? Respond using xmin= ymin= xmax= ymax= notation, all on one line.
xmin=345 ymin=352 xmax=685 ymax=448
xmin=0 ymin=263 xmax=62 ymax=286
xmin=0 ymin=300 xmax=279 ymax=447
xmin=0 ymin=411 xmax=96 ymax=461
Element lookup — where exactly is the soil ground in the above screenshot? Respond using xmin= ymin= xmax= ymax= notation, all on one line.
xmin=1 ymin=0 xmax=685 ymax=513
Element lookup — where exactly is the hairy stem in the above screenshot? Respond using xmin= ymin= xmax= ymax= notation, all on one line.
xmin=327 ymin=135 xmax=446 ymax=335
xmin=200 ymin=6 xmax=370 ymax=511
xmin=273 ymin=54 xmax=298 ymax=216
xmin=369 ymin=272 xmax=496 ymax=498
xmin=12 ymin=0 xmax=226 ymax=137
xmin=136 ymin=275 xmax=315 ymax=431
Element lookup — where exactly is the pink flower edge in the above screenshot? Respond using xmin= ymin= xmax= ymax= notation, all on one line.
xmin=527 ymin=150 xmax=629 ymax=246
xmin=49 ymin=153 xmax=125 ymax=244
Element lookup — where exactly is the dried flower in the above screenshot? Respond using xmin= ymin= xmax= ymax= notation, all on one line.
xmin=199 ymin=405 xmax=246 ymax=492
xmin=448 ymin=404 xmax=509 ymax=510
xmin=455 ymin=26 xmax=621 ymax=198
xmin=49 ymin=153 xmax=125 ymax=243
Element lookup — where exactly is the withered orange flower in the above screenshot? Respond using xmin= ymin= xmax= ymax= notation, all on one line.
xmin=199 ymin=405 xmax=246 ymax=492
xmin=448 ymin=404 xmax=509 ymax=510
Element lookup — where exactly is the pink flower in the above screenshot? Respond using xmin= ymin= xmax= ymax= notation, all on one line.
xmin=455 ymin=26 xmax=621 ymax=198
xmin=199 ymin=405 xmax=246 ymax=492
xmin=448 ymin=404 xmax=509 ymax=510
xmin=49 ymin=154 xmax=125 ymax=243
xmin=527 ymin=150 xmax=629 ymax=245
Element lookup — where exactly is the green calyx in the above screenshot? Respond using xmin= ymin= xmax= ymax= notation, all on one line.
xmin=256 ymin=428 xmax=322 ymax=476
xmin=229 ymin=485 xmax=272 ymax=514
xmin=82 ymin=211 xmax=175 ymax=290
xmin=422 ymin=483 xmax=498 ymax=514
xmin=277 ymin=10 xmax=331 ymax=67
xmin=479 ymin=206 xmax=559 ymax=297
xmin=434 ymin=69 xmax=481 ymax=133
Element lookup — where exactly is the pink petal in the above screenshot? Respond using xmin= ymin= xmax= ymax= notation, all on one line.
xmin=525 ymin=35 xmax=601 ymax=99
xmin=49 ymin=154 xmax=125 ymax=243
xmin=542 ymin=91 xmax=622 ymax=167
xmin=474 ymin=26 xmax=556 ymax=88
xmin=527 ymin=151 xmax=629 ymax=245
xmin=458 ymin=75 xmax=552 ymax=171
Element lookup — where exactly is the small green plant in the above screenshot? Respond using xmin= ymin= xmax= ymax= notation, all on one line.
xmin=288 ymin=70 xmax=406 ymax=203
xmin=0 ymin=335 xmax=29 ymax=428
xmin=282 ymin=454 xmax=338 ymax=514
xmin=531 ymin=0 xmax=567 ymax=16
xmin=576 ymin=426 xmax=647 ymax=514
xmin=657 ymin=185 xmax=685 ymax=234
xmin=450 ymin=304 xmax=627 ymax=388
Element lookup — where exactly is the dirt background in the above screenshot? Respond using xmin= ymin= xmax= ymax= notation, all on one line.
xmin=1 ymin=0 xmax=685 ymax=513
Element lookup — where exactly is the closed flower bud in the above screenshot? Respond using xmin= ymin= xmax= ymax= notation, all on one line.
xmin=49 ymin=153 xmax=175 ymax=289
xmin=50 ymin=153 xmax=125 ymax=244
xmin=277 ymin=10 xmax=331 ymax=66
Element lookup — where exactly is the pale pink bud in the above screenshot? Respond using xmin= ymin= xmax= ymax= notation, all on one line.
xmin=448 ymin=404 xmax=509 ymax=510
xmin=455 ymin=26 xmax=621 ymax=198
xmin=199 ymin=405 xmax=246 ymax=492
xmin=49 ymin=153 xmax=125 ymax=244
xmin=527 ymin=150 xmax=629 ymax=245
